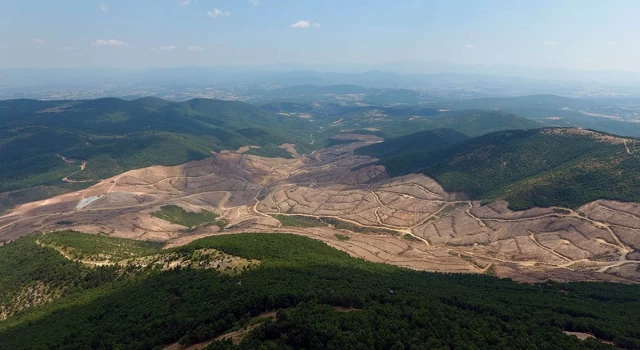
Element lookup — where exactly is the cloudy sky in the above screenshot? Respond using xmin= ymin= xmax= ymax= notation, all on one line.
xmin=1 ymin=0 xmax=639 ymax=71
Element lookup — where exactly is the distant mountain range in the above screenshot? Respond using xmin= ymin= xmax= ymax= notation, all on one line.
xmin=3 ymin=62 xmax=640 ymax=100
xmin=259 ymin=90 xmax=640 ymax=137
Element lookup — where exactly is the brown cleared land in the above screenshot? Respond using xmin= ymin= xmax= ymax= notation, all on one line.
xmin=1 ymin=134 xmax=640 ymax=282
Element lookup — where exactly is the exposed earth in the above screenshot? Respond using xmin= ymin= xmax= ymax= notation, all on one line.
xmin=1 ymin=134 xmax=639 ymax=283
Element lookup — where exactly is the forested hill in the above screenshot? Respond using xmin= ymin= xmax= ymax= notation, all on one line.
xmin=0 ymin=97 xmax=316 ymax=207
xmin=1 ymin=232 xmax=639 ymax=349
xmin=355 ymin=128 xmax=468 ymax=158
xmin=376 ymin=128 xmax=640 ymax=209
xmin=0 ymin=97 xmax=314 ymax=138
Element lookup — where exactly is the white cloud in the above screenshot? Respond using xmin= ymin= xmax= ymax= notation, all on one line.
xmin=178 ymin=0 xmax=191 ymax=6
xmin=33 ymin=38 xmax=45 ymax=45
xmin=188 ymin=46 xmax=205 ymax=52
xmin=608 ymin=41 xmax=617 ymax=46
xmin=249 ymin=0 xmax=259 ymax=6
xmin=543 ymin=40 xmax=558 ymax=46
xmin=100 ymin=4 xmax=108 ymax=12
xmin=292 ymin=20 xmax=310 ymax=28
xmin=463 ymin=44 xmax=475 ymax=49
xmin=95 ymin=39 xmax=128 ymax=47
xmin=208 ymin=8 xmax=231 ymax=18
xmin=291 ymin=20 xmax=321 ymax=29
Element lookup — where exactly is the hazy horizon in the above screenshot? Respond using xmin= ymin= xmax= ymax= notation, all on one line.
xmin=2 ymin=0 xmax=640 ymax=72
xmin=3 ymin=60 xmax=640 ymax=74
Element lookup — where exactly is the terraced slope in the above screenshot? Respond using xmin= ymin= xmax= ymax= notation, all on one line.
xmin=2 ymin=133 xmax=639 ymax=283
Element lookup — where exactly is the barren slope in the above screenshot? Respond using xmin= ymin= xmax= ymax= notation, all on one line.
xmin=1 ymin=135 xmax=639 ymax=282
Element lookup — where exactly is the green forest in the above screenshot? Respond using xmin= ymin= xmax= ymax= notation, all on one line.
xmin=1 ymin=231 xmax=639 ymax=349
xmin=153 ymin=205 xmax=227 ymax=230
xmin=273 ymin=214 xmax=399 ymax=235
xmin=355 ymin=128 xmax=468 ymax=158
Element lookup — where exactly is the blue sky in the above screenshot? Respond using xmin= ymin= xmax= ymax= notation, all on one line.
xmin=1 ymin=0 xmax=639 ymax=71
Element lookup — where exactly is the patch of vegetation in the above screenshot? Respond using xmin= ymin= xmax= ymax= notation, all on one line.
xmin=1 ymin=233 xmax=639 ymax=349
xmin=210 ymin=219 xmax=229 ymax=229
xmin=379 ymin=128 xmax=640 ymax=209
xmin=322 ymin=217 xmax=399 ymax=235
xmin=553 ymin=208 xmax=573 ymax=215
xmin=334 ymin=233 xmax=350 ymax=241
xmin=273 ymin=214 xmax=399 ymax=235
xmin=153 ymin=205 xmax=226 ymax=230
xmin=402 ymin=234 xmax=421 ymax=242
xmin=38 ymin=230 xmax=163 ymax=262
xmin=272 ymin=214 xmax=325 ymax=228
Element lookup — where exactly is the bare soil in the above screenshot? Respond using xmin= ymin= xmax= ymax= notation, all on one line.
xmin=2 ymin=136 xmax=640 ymax=282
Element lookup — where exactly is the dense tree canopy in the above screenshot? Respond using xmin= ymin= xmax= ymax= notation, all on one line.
xmin=0 ymin=233 xmax=639 ymax=349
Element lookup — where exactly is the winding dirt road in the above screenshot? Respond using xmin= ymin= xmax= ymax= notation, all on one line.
xmin=1 ymin=136 xmax=639 ymax=282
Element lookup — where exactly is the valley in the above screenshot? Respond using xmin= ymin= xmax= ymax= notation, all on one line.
xmin=2 ymin=132 xmax=639 ymax=283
